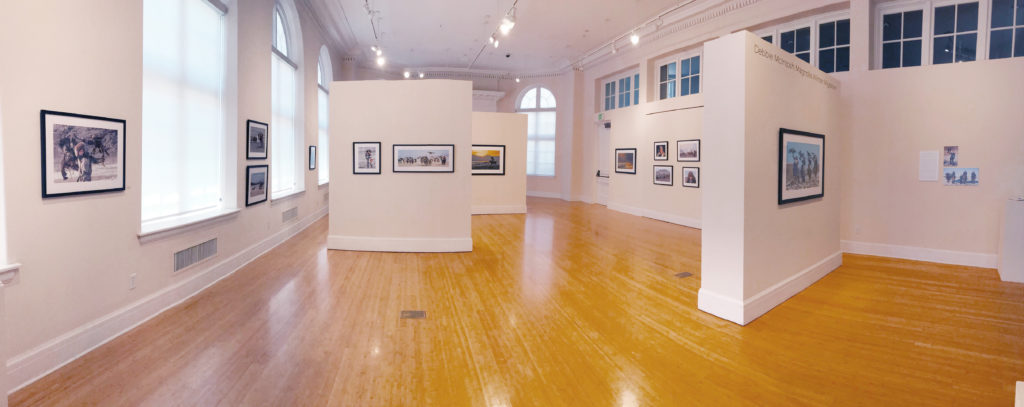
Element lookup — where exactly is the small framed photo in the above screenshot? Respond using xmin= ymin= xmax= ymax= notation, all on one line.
xmin=393 ymin=144 xmax=455 ymax=173
xmin=308 ymin=146 xmax=316 ymax=170
xmin=353 ymin=142 xmax=382 ymax=174
xmin=246 ymin=120 xmax=269 ymax=160
xmin=471 ymin=145 xmax=505 ymax=175
xmin=653 ymin=165 xmax=673 ymax=186
xmin=677 ymin=139 xmax=700 ymax=162
xmin=615 ymin=148 xmax=636 ymax=174
xmin=245 ymin=165 xmax=269 ymax=206
xmin=778 ymin=128 xmax=824 ymax=204
xmin=943 ymin=146 xmax=959 ymax=167
xmin=654 ymin=141 xmax=669 ymax=161
xmin=682 ymin=167 xmax=700 ymax=188
xmin=40 ymin=110 xmax=126 ymax=198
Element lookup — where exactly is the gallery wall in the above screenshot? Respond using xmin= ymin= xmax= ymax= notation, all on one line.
xmin=0 ymin=0 xmax=341 ymax=391
xmin=471 ymin=112 xmax=528 ymax=215
xmin=328 ymin=80 xmax=473 ymax=252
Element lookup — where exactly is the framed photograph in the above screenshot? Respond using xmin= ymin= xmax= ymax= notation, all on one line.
xmin=654 ymin=141 xmax=669 ymax=161
xmin=653 ymin=165 xmax=673 ymax=186
xmin=40 ymin=110 xmax=126 ymax=198
xmin=308 ymin=146 xmax=316 ymax=170
xmin=246 ymin=120 xmax=269 ymax=160
xmin=615 ymin=148 xmax=636 ymax=174
xmin=393 ymin=144 xmax=455 ymax=173
xmin=943 ymin=146 xmax=959 ymax=167
xmin=677 ymin=139 xmax=700 ymax=162
xmin=245 ymin=165 xmax=269 ymax=206
xmin=943 ymin=167 xmax=979 ymax=186
xmin=682 ymin=167 xmax=700 ymax=188
xmin=471 ymin=144 xmax=505 ymax=176
xmin=778 ymin=128 xmax=824 ymax=205
xmin=353 ymin=142 xmax=382 ymax=174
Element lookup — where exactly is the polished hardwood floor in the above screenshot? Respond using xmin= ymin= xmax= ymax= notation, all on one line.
xmin=12 ymin=198 xmax=1024 ymax=406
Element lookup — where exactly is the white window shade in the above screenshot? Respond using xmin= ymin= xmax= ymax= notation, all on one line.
xmin=317 ymin=88 xmax=329 ymax=184
xmin=518 ymin=86 xmax=557 ymax=177
xmin=271 ymin=54 xmax=299 ymax=198
xmin=141 ymin=0 xmax=226 ymax=222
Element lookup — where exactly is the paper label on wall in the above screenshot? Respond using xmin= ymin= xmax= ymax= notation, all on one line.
xmin=919 ymin=151 xmax=939 ymax=182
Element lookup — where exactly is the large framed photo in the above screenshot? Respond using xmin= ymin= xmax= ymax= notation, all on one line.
xmin=654 ymin=141 xmax=669 ymax=161
xmin=943 ymin=167 xmax=979 ymax=186
xmin=615 ymin=148 xmax=636 ymax=174
xmin=393 ymin=144 xmax=455 ymax=173
xmin=40 ymin=110 xmax=126 ymax=198
xmin=308 ymin=146 xmax=316 ymax=170
xmin=246 ymin=120 xmax=268 ymax=160
xmin=778 ymin=128 xmax=824 ymax=205
xmin=677 ymin=139 xmax=700 ymax=162
xmin=682 ymin=167 xmax=700 ymax=188
xmin=653 ymin=165 xmax=673 ymax=186
xmin=353 ymin=142 xmax=382 ymax=174
xmin=245 ymin=165 xmax=269 ymax=206
xmin=471 ymin=144 xmax=505 ymax=175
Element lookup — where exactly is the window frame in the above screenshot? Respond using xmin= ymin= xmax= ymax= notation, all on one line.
xmin=987 ymin=0 xmax=1024 ymax=58
xmin=874 ymin=0 xmax=993 ymax=69
xmin=756 ymin=10 xmax=851 ymax=71
xmin=603 ymin=80 xmax=616 ymax=111
xmin=817 ymin=17 xmax=852 ymax=73
xmin=654 ymin=48 xmax=702 ymax=101
xmin=270 ymin=0 xmax=304 ymax=200
xmin=517 ymin=86 xmax=557 ymax=177
xmin=601 ymin=70 xmax=639 ymax=111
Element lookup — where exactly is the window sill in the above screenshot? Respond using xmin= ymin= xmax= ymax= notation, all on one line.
xmin=271 ymin=189 xmax=305 ymax=204
xmin=138 ymin=207 xmax=241 ymax=244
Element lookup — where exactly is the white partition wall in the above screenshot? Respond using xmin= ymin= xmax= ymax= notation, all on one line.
xmin=699 ymin=31 xmax=842 ymax=325
xmin=471 ymin=112 xmax=527 ymax=215
xmin=328 ymin=80 xmax=473 ymax=252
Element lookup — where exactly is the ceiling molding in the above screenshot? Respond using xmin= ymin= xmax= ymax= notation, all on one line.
xmin=298 ymin=0 xmax=361 ymax=59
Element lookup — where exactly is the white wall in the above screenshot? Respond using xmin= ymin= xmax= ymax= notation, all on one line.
xmin=471 ymin=112 xmax=528 ymax=215
xmin=328 ymin=80 xmax=473 ymax=252
xmin=0 ymin=0 xmax=338 ymax=391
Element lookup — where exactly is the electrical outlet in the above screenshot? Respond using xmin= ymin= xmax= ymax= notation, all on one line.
xmin=129 ymin=273 xmax=137 ymax=290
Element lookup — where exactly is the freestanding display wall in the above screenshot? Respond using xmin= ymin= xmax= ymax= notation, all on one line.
xmin=328 ymin=80 xmax=473 ymax=252
xmin=471 ymin=112 xmax=528 ymax=215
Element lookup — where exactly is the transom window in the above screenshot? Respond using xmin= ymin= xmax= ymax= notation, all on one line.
xmin=933 ymin=2 xmax=980 ymax=63
xmin=757 ymin=11 xmax=851 ymax=72
xmin=657 ymin=53 xmax=701 ymax=100
xmin=602 ymin=72 xmax=639 ymax=110
xmin=780 ymin=26 xmax=813 ymax=63
xmin=818 ymin=19 xmax=851 ymax=72
xmin=882 ymin=9 xmax=925 ymax=68
xmin=518 ymin=86 xmax=556 ymax=176
xmin=989 ymin=0 xmax=1024 ymax=58
xmin=875 ymin=1 xmax=1014 ymax=69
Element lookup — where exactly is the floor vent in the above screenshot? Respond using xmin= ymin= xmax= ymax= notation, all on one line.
xmin=400 ymin=310 xmax=426 ymax=319
xmin=282 ymin=207 xmax=299 ymax=222
xmin=675 ymin=272 xmax=694 ymax=279
xmin=174 ymin=238 xmax=217 ymax=272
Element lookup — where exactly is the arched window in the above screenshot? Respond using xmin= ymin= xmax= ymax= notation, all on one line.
xmin=141 ymin=0 xmax=228 ymax=226
xmin=271 ymin=1 xmax=304 ymax=198
xmin=517 ymin=86 xmax=556 ymax=176
xmin=317 ymin=46 xmax=332 ymax=185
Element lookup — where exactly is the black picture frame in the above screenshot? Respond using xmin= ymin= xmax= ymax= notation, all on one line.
xmin=778 ymin=128 xmax=825 ymax=205
xmin=245 ymin=165 xmax=269 ymax=206
xmin=40 ymin=109 xmax=127 ymax=198
xmin=654 ymin=141 xmax=669 ymax=161
xmin=393 ymin=144 xmax=456 ymax=173
xmin=677 ymin=139 xmax=700 ymax=162
xmin=471 ymin=144 xmax=506 ymax=176
xmin=308 ymin=146 xmax=316 ymax=170
xmin=653 ymin=165 xmax=673 ymax=186
xmin=353 ymin=142 xmax=382 ymax=174
xmin=682 ymin=167 xmax=700 ymax=188
xmin=614 ymin=148 xmax=637 ymax=174
xmin=246 ymin=120 xmax=269 ymax=160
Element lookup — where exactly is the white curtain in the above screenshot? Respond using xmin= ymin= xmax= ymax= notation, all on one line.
xmin=317 ymin=88 xmax=329 ymax=184
xmin=271 ymin=54 xmax=298 ymax=197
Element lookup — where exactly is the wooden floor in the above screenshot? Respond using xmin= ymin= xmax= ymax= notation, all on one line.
xmin=12 ymin=198 xmax=1024 ymax=406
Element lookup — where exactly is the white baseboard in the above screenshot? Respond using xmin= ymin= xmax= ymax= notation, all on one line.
xmin=841 ymin=240 xmax=997 ymax=269
xmin=471 ymin=204 xmax=527 ymax=215
xmin=607 ymin=202 xmax=702 ymax=229
xmin=6 ymin=205 xmax=329 ymax=394
xmin=327 ymin=235 xmax=472 ymax=253
xmin=698 ymin=251 xmax=842 ymax=326
xmin=526 ymin=191 xmax=561 ymax=199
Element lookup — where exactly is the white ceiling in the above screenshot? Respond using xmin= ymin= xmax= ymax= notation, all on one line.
xmin=304 ymin=0 xmax=692 ymax=73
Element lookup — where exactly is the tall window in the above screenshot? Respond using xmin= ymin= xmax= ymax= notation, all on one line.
xmin=933 ymin=2 xmax=980 ymax=64
xmin=881 ymin=9 xmax=925 ymax=68
xmin=518 ymin=86 xmax=556 ymax=176
xmin=818 ymin=19 xmax=851 ymax=72
xmin=990 ymin=0 xmax=1024 ymax=58
xmin=657 ymin=53 xmax=700 ymax=100
xmin=317 ymin=47 xmax=331 ymax=185
xmin=272 ymin=3 xmax=302 ymax=198
xmin=142 ymin=0 xmax=227 ymax=224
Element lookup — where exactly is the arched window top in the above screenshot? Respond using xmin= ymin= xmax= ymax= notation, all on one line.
xmin=518 ymin=86 xmax=556 ymax=111
xmin=273 ymin=5 xmax=289 ymax=57
xmin=317 ymin=45 xmax=333 ymax=88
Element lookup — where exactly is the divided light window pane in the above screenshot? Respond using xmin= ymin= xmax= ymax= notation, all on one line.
xmin=990 ymin=0 xmax=1024 ymax=59
xmin=539 ymin=88 xmax=556 ymax=108
xmin=881 ymin=10 xmax=924 ymax=68
xmin=274 ymin=9 xmax=288 ymax=56
xmin=818 ymin=19 xmax=851 ymax=73
xmin=633 ymin=74 xmax=639 ymax=104
xmin=142 ymin=0 xmax=226 ymax=222
xmin=933 ymin=2 xmax=979 ymax=64
xmin=780 ymin=27 xmax=811 ymax=63
xmin=521 ymin=88 xmax=537 ymax=109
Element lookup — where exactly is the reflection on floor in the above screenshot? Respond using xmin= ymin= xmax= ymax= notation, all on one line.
xmin=11 ymin=198 xmax=1024 ymax=406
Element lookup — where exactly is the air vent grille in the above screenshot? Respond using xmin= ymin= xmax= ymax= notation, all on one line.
xmin=282 ymin=207 xmax=299 ymax=222
xmin=174 ymin=238 xmax=217 ymax=272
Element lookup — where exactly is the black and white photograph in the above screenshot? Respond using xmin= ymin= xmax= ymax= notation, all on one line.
xmin=393 ymin=144 xmax=455 ymax=173
xmin=41 ymin=110 xmax=126 ymax=198
xmin=472 ymin=144 xmax=505 ymax=175
xmin=653 ymin=165 xmax=673 ymax=186
xmin=682 ymin=167 xmax=700 ymax=188
xmin=308 ymin=146 xmax=317 ymax=170
xmin=677 ymin=139 xmax=700 ymax=162
xmin=778 ymin=128 xmax=824 ymax=204
xmin=944 ymin=167 xmax=979 ymax=186
xmin=654 ymin=141 xmax=669 ymax=161
xmin=246 ymin=165 xmax=269 ymax=206
xmin=246 ymin=120 xmax=269 ymax=159
xmin=943 ymin=146 xmax=959 ymax=167
xmin=353 ymin=142 xmax=382 ymax=174
xmin=615 ymin=148 xmax=637 ymax=174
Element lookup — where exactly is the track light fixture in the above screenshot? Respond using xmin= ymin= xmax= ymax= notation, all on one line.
xmin=515 ymin=77 xmax=521 ymax=83
xmin=494 ymin=40 xmax=500 ymax=48
xmin=376 ymin=56 xmax=386 ymax=66
xmin=500 ymin=7 xmax=516 ymax=35
xmin=630 ymin=32 xmax=640 ymax=46
xmin=419 ymin=72 xmax=425 ymax=79
xmin=403 ymin=71 xmax=410 ymax=79
xmin=489 ymin=35 xmax=496 ymax=44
